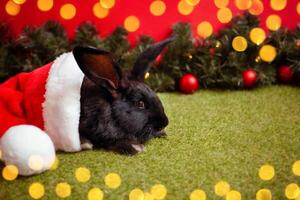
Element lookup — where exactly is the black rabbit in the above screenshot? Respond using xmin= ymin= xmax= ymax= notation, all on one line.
xmin=75 ymin=37 xmax=174 ymax=155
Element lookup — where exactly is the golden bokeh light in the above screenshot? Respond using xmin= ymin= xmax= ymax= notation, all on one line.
xmin=292 ymin=160 xmax=300 ymax=176
xmin=12 ymin=0 xmax=25 ymax=5
xmin=100 ymin=0 xmax=115 ymax=9
xmin=150 ymin=0 xmax=166 ymax=16
xmin=55 ymin=182 xmax=71 ymax=198
xmin=266 ymin=14 xmax=281 ymax=31
xmin=28 ymin=155 xmax=44 ymax=171
xmin=258 ymin=164 xmax=275 ymax=180
xmin=105 ymin=173 xmax=121 ymax=189
xmin=150 ymin=184 xmax=167 ymax=200
xmin=5 ymin=0 xmax=21 ymax=16
xmin=250 ymin=27 xmax=266 ymax=45
xmin=217 ymin=7 xmax=232 ymax=23
xmin=285 ymin=183 xmax=300 ymax=199
xmin=297 ymin=2 xmax=300 ymax=15
xmin=190 ymin=189 xmax=206 ymax=200
xmin=232 ymin=36 xmax=248 ymax=52
xmin=93 ymin=2 xmax=109 ymax=19
xmin=270 ymin=0 xmax=287 ymax=11
xmin=87 ymin=187 xmax=104 ymax=200
xmin=129 ymin=188 xmax=144 ymax=200
xmin=144 ymin=192 xmax=155 ymax=200
xmin=2 ymin=165 xmax=18 ymax=181
xmin=178 ymin=0 xmax=194 ymax=16
xmin=197 ymin=21 xmax=213 ymax=39
xmin=249 ymin=0 xmax=264 ymax=15
xmin=28 ymin=182 xmax=45 ymax=199
xmin=75 ymin=167 xmax=91 ymax=183
xmin=37 ymin=0 xmax=53 ymax=12
xmin=214 ymin=0 xmax=229 ymax=8
xmin=145 ymin=72 xmax=150 ymax=79
xmin=235 ymin=0 xmax=252 ymax=10
xmin=185 ymin=0 xmax=200 ymax=6
xmin=124 ymin=16 xmax=140 ymax=32
xmin=50 ymin=157 xmax=59 ymax=170
xmin=256 ymin=189 xmax=272 ymax=200
xmin=214 ymin=181 xmax=230 ymax=196
xmin=226 ymin=190 xmax=241 ymax=200
xmin=60 ymin=3 xmax=76 ymax=20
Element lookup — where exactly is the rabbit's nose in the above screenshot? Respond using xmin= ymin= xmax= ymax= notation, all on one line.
xmin=156 ymin=115 xmax=169 ymax=131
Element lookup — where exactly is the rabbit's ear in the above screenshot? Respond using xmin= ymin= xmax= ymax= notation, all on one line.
xmin=73 ymin=46 xmax=122 ymax=92
xmin=131 ymin=36 xmax=175 ymax=81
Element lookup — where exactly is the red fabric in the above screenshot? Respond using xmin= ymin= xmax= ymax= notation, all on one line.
xmin=0 ymin=0 xmax=299 ymax=45
xmin=0 ymin=63 xmax=51 ymax=137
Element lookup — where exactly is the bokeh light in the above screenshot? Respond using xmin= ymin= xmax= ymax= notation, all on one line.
xmin=50 ymin=157 xmax=59 ymax=170
xmin=124 ymin=16 xmax=140 ymax=32
xmin=100 ymin=0 xmax=115 ymax=9
xmin=232 ymin=36 xmax=248 ymax=52
xmin=28 ymin=155 xmax=44 ymax=171
xmin=270 ymin=0 xmax=287 ymax=11
xmin=144 ymin=192 xmax=155 ymax=200
xmin=214 ymin=181 xmax=230 ymax=196
xmin=250 ymin=27 xmax=266 ymax=45
xmin=150 ymin=0 xmax=166 ymax=16
xmin=37 ymin=0 xmax=53 ymax=11
xmin=292 ymin=160 xmax=300 ymax=176
xmin=75 ymin=167 xmax=91 ymax=183
xmin=256 ymin=189 xmax=272 ymax=200
xmin=197 ymin=21 xmax=213 ymax=38
xmin=185 ymin=0 xmax=200 ymax=6
xmin=297 ymin=2 xmax=300 ymax=15
xmin=87 ymin=187 xmax=104 ymax=200
xmin=190 ymin=189 xmax=206 ymax=200
xmin=258 ymin=164 xmax=275 ymax=180
xmin=12 ymin=0 xmax=25 ymax=5
xmin=226 ymin=190 xmax=241 ymax=200
xmin=60 ymin=3 xmax=76 ymax=20
xmin=2 ymin=165 xmax=18 ymax=181
xmin=150 ymin=184 xmax=167 ymax=200
xmin=285 ymin=183 xmax=300 ymax=199
xmin=28 ymin=182 xmax=45 ymax=199
xmin=104 ymin=173 xmax=121 ymax=189
xmin=5 ymin=0 xmax=20 ymax=16
xmin=129 ymin=188 xmax=144 ymax=200
xmin=266 ymin=14 xmax=281 ymax=31
xmin=214 ymin=0 xmax=229 ymax=8
xmin=248 ymin=0 xmax=264 ymax=15
xmin=55 ymin=182 xmax=71 ymax=198
xmin=178 ymin=0 xmax=194 ymax=15
xmin=235 ymin=0 xmax=252 ymax=10
xmin=93 ymin=2 xmax=109 ymax=19
xmin=217 ymin=7 xmax=232 ymax=23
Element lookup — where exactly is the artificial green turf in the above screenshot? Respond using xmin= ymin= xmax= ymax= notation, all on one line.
xmin=1 ymin=86 xmax=300 ymax=200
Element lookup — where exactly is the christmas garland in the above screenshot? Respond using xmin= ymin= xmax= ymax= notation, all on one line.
xmin=0 ymin=12 xmax=299 ymax=92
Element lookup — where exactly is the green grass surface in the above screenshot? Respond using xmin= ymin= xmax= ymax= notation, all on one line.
xmin=1 ymin=86 xmax=300 ymax=200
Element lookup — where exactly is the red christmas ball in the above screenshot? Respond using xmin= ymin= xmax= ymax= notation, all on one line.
xmin=242 ymin=69 xmax=257 ymax=88
xmin=155 ymin=54 xmax=163 ymax=66
xmin=179 ymin=74 xmax=199 ymax=94
xmin=278 ymin=65 xmax=293 ymax=82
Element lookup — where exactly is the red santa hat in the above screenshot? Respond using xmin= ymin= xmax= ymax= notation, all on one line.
xmin=0 ymin=52 xmax=85 ymax=175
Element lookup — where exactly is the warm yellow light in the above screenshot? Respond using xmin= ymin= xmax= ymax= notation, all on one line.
xmin=214 ymin=0 xmax=229 ymax=8
xmin=235 ymin=0 xmax=252 ymax=10
xmin=256 ymin=189 xmax=272 ymax=200
xmin=104 ymin=173 xmax=121 ymax=189
xmin=232 ymin=36 xmax=248 ymax=52
xmin=185 ymin=0 xmax=200 ymax=6
xmin=285 ymin=183 xmax=300 ymax=199
xmin=150 ymin=184 xmax=167 ymax=200
xmin=190 ymin=189 xmax=206 ymax=200
xmin=55 ymin=182 xmax=71 ymax=198
xmin=5 ymin=0 xmax=21 ymax=16
xmin=197 ymin=21 xmax=213 ymax=39
xmin=2 ymin=165 xmax=18 ymax=181
xmin=266 ymin=14 xmax=281 ymax=31
xmin=124 ymin=16 xmax=140 ymax=32
xmin=100 ymin=0 xmax=115 ymax=9
xmin=214 ymin=181 xmax=230 ymax=196
xmin=258 ymin=164 xmax=275 ymax=180
xmin=75 ymin=167 xmax=91 ymax=183
xmin=93 ymin=2 xmax=109 ymax=19
xmin=249 ymin=0 xmax=264 ymax=15
xmin=150 ymin=0 xmax=166 ymax=16
xmin=87 ymin=187 xmax=104 ymax=200
xmin=29 ymin=182 xmax=45 ymax=199
xmin=50 ymin=157 xmax=59 ymax=170
xmin=129 ymin=188 xmax=144 ymax=200
xmin=250 ymin=27 xmax=266 ymax=45
xmin=37 ymin=0 xmax=53 ymax=11
xmin=217 ymin=7 xmax=232 ymax=24
xmin=60 ymin=4 xmax=76 ymax=20
xmin=226 ymin=190 xmax=241 ymax=200
xmin=178 ymin=0 xmax=194 ymax=16
xmin=270 ymin=0 xmax=287 ymax=11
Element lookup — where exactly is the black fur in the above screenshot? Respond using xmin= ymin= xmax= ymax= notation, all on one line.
xmin=76 ymin=37 xmax=173 ymax=155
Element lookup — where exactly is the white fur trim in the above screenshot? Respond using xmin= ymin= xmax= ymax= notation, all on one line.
xmin=0 ymin=125 xmax=56 ymax=176
xmin=43 ymin=52 xmax=84 ymax=152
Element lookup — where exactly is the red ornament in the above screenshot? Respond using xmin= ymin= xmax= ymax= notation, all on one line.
xmin=155 ymin=54 xmax=163 ymax=66
xmin=242 ymin=69 xmax=257 ymax=88
xmin=179 ymin=74 xmax=199 ymax=94
xmin=278 ymin=65 xmax=293 ymax=82
xmin=209 ymin=48 xmax=215 ymax=56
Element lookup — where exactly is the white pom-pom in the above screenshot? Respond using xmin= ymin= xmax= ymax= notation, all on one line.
xmin=0 ymin=125 xmax=55 ymax=176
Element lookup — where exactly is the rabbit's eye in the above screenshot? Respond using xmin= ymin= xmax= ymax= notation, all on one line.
xmin=136 ymin=100 xmax=145 ymax=109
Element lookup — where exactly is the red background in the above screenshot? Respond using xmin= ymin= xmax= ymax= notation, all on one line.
xmin=0 ymin=0 xmax=299 ymax=45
